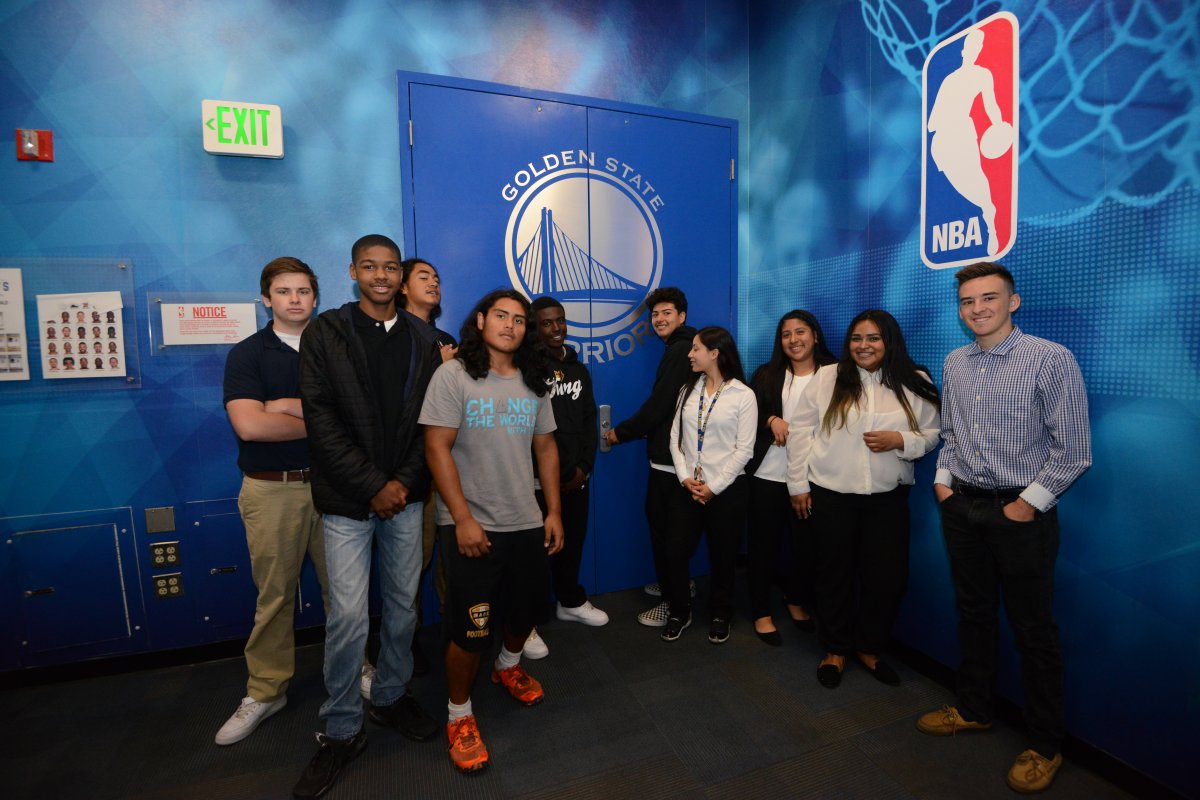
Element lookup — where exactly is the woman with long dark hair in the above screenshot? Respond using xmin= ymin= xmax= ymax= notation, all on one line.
xmin=662 ymin=326 xmax=757 ymax=643
xmin=787 ymin=310 xmax=940 ymax=687
xmin=744 ymin=310 xmax=836 ymax=646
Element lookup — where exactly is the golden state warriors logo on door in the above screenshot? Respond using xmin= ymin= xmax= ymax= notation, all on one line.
xmin=502 ymin=151 xmax=664 ymax=363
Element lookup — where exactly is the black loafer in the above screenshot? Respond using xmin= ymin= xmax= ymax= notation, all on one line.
xmin=817 ymin=663 xmax=843 ymax=689
xmin=863 ymin=658 xmax=900 ymax=686
xmin=755 ymin=629 xmax=782 ymax=647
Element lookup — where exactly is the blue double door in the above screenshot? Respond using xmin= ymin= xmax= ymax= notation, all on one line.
xmin=399 ymin=73 xmax=737 ymax=595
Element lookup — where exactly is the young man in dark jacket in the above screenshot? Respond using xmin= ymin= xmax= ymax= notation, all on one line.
xmin=602 ymin=287 xmax=697 ymax=626
xmin=522 ymin=296 xmax=606 ymax=659
xmin=293 ymin=235 xmax=438 ymax=799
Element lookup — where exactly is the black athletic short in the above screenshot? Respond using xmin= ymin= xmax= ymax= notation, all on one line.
xmin=439 ymin=524 xmax=549 ymax=652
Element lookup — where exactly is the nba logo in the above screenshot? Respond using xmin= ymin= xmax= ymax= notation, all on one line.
xmin=921 ymin=12 xmax=1019 ymax=269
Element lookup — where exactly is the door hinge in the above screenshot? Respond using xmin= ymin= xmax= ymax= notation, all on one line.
xmin=730 ymin=158 xmax=735 ymax=181
xmin=408 ymin=120 xmax=413 ymax=147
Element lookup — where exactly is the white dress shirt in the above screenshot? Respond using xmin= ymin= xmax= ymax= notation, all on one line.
xmin=669 ymin=376 xmax=758 ymax=496
xmin=786 ymin=364 xmax=940 ymax=495
xmin=754 ymin=370 xmax=815 ymax=483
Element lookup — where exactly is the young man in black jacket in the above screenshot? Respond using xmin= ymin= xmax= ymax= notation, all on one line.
xmin=602 ymin=287 xmax=697 ymax=626
xmin=522 ymin=297 xmax=606 ymax=659
xmin=293 ymin=235 xmax=438 ymax=799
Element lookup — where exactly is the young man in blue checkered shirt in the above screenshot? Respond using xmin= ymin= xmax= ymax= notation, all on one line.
xmin=917 ymin=262 xmax=1091 ymax=794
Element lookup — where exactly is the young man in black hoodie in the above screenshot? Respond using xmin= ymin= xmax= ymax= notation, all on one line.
xmin=293 ymin=235 xmax=438 ymax=799
xmin=602 ymin=287 xmax=697 ymax=626
xmin=522 ymin=297 xmax=606 ymax=659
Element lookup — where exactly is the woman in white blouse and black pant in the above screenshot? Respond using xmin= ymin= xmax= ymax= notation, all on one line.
xmin=664 ymin=326 xmax=757 ymax=644
xmin=787 ymin=310 xmax=940 ymax=688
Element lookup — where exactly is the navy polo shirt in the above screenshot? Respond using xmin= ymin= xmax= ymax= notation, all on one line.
xmin=223 ymin=322 xmax=310 ymax=472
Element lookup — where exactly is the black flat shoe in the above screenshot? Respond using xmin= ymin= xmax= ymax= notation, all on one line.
xmin=755 ymin=629 xmax=782 ymax=647
xmin=862 ymin=658 xmax=900 ymax=686
xmin=790 ymin=616 xmax=815 ymax=633
xmin=817 ymin=663 xmax=843 ymax=689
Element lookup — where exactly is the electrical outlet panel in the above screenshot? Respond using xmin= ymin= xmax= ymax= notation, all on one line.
xmin=152 ymin=573 xmax=184 ymax=599
xmin=149 ymin=541 xmax=180 ymax=568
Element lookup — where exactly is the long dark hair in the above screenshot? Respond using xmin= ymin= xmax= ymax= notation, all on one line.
xmin=749 ymin=309 xmax=836 ymax=401
xmin=456 ymin=289 xmax=549 ymax=396
xmin=822 ymin=309 xmax=940 ymax=434
xmin=399 ymin=258 xmax=441 ymax=323
xmin=676 ymin=326 xmax=746 ymax=450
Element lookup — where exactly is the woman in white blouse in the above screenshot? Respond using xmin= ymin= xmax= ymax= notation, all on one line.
xmin=664 ymin=326 xmax=757 ymax=644
xmin=744 ymin=310 xmax=836 ymax=646
xmin=786 ymin=310 xmax=940 ymax=688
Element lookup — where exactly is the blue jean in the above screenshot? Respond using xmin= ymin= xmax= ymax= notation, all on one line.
xmin=319 ymin=503 xmax=423 ymax=739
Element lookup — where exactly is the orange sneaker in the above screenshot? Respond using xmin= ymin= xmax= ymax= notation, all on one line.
xmin=446 ymin=715 xmax=489 ymax=773
xmin=490 ymin=663 xmax=544 ymax=706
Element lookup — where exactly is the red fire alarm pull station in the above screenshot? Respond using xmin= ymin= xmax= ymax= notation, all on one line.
xmin=16 ymin=129 xmax=54 ymax=161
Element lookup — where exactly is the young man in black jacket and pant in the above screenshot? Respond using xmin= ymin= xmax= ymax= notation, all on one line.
xmin=293 ymin=235 xmax=438 ymax=799
xmin=602 ymin=287 xmax=696 ymax=626
xmin=523 ymin=297 xmax=607 ymax=658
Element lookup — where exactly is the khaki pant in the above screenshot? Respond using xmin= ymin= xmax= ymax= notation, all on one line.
xmin=239 ymin=476 xmax=329 ymax=702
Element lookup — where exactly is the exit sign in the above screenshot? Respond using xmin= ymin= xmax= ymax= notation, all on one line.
xmin=202 ymin=99 xmax=283 ymax=158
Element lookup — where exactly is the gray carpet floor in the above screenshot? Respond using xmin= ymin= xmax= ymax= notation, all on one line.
xmin=1 ymin=587 xmax=1135 ymax=800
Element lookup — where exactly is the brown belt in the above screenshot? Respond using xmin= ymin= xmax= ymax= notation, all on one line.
xmin=246 ymin=469 xmax=312 ymax=484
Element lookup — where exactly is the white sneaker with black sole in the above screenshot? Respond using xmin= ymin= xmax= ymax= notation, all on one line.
xmin=637 ymin=601 xmax=669 ymax=627
xmin=556 ymin=601 xmax=609 ymax=626
xmin=215 ymin=695 xmax=287 ymax=745
xmin=523 ymin=626 xmax=549 ymax=659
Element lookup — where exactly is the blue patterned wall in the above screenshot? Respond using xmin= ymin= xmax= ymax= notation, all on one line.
xmin=2 ymin=0 xmax=1197 ymax=793
xmin=747 ymin=1 xmax=1199 ymax=795
xmin=0 ymin=0 xmax=750 ymax=677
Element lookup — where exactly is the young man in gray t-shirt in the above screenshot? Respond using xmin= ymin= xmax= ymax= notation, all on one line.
xmin=419 ymin=289 xmax=562 ymax=774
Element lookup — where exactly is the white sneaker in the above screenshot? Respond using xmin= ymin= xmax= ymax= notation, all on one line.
xmin=523 ymin=627 xmax=549 ymax=659
xmin=214 ymin=695 xmax=286 ymax=745
xmin=556 ymin=600 xmax=609 ymax=626
xmin=643 ymin=581 xmax=696 ymax=599
xmin=359 ymin=663 xmax=375 ymax=700
xmin=637 ymin=601 xmax=670 ymax=627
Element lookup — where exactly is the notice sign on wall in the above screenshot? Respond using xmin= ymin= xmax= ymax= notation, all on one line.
xmin=0 ymin=268 xmax=29 ymax=381
xmin=202 ymin=99 xmax=284 ymax=158
xmin=161 ymin=302 xmax=257 ymax=345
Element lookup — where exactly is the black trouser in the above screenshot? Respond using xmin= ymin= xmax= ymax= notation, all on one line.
xmin=940 ymin=488 xmax=1063 ymax=757
xmin=810 ymin=483 xmax=910 ymax=656
xmin=747 ymin=476 xmax=813 ymax=619
xmin=536 ymin=485 xmax=589 ymax=608
xmin=645 ymin=467 xmax=677 ymax=598
xmin=664 ymin=475 xmax=748 ymax=620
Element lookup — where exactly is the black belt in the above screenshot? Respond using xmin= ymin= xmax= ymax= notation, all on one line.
xmin=246 ymin=469 xmax=312 ymax=484
xmin=956 ymin=483 xmax=1022 ymax=501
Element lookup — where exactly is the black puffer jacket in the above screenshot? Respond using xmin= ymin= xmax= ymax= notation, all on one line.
xmin=613 ymin=325 xmax=697 ymax=467
xmin=299 ymin=303 xmax=434 ymax=519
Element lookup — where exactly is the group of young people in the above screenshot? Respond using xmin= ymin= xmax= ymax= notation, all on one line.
xmin=219 ymin=235 xmax=608 ymax=798
xmin=220 ymin=241 xmax=1090 ymax=796
xmin=603 ymin=266 xmax=1089 ymax=794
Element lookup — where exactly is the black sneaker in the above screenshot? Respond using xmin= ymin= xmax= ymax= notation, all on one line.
xmin=293 ymin=729 xmax=367 ymax=799
xmin=708 ymin=617 xmax=730 ymax=644
xmin=368 ymin=693 xmax=438 ymax=741
xmin=660 ymin=613 xmax=692 ymax=642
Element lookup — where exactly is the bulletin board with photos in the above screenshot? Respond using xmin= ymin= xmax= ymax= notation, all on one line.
xmin=0 ymin=258 xmax=141 ymax=394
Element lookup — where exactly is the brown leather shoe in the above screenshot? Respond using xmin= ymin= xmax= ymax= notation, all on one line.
xmin=1007 ymin=749 xmax=1062 ymax=793
xmin=915 ymin=705 xmax=993 ymax=736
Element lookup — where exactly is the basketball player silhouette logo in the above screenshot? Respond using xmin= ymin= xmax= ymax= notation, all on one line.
xmin=922 ymin=13 xmax=1018 ymax=269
